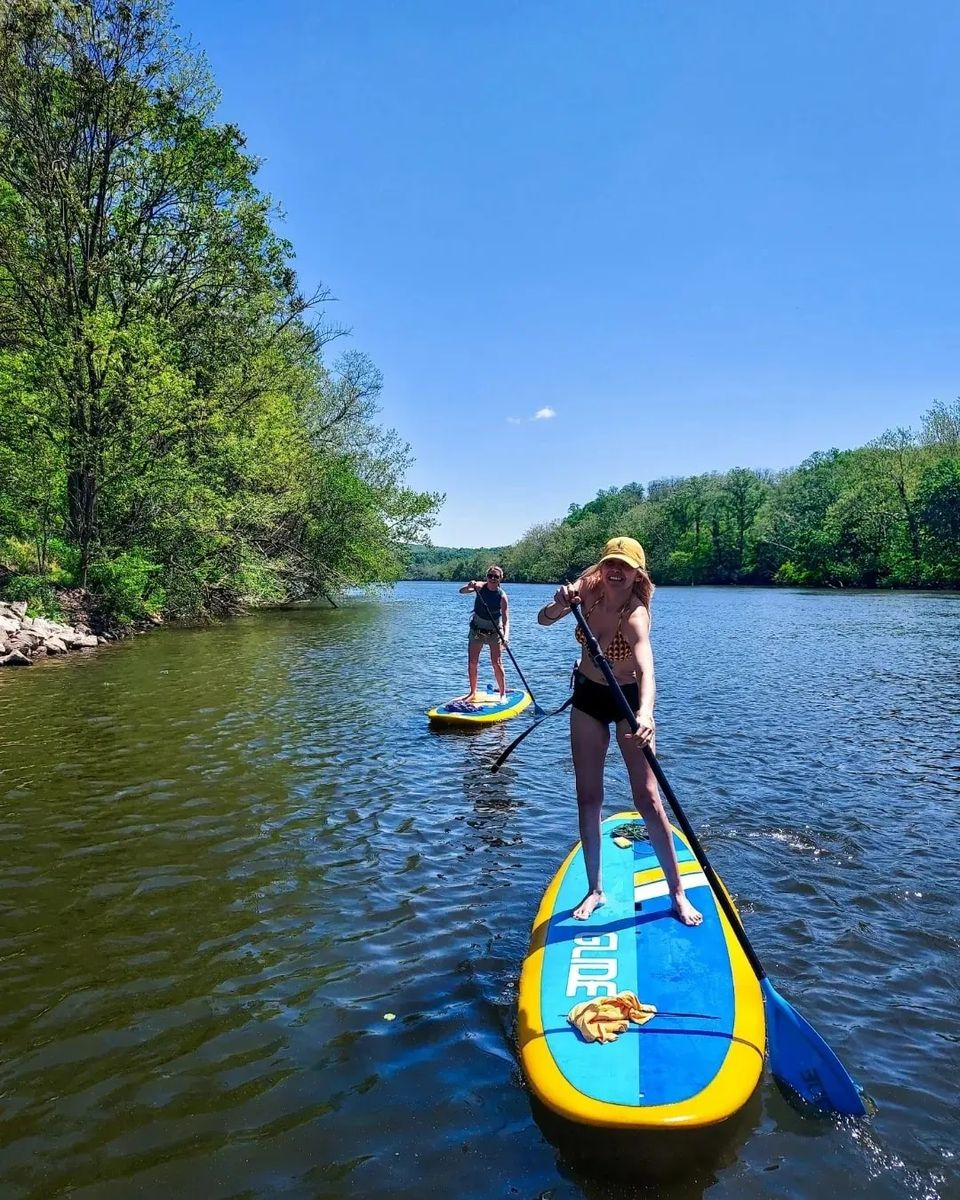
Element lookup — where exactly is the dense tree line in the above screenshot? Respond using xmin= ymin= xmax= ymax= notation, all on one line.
xmin=417 ymin=399 xmax=960 ymax=589
xmin=0 ymin=0 xmax=439 ymax=621
xmin=402 ymin=544 xmax=504 ymax=581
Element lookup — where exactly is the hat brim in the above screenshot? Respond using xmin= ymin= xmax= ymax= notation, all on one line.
xmin=599 ymin=554 xmax=644 ymax=570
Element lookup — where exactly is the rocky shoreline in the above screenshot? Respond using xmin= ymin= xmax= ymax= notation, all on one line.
xmin=0 ymin=597 xmax=157 ymax=667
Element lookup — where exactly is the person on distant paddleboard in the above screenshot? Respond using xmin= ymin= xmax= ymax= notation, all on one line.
xmin=537 ymin=537 xmax=702 ymax=927
xmin=458 ymin=566 xmax=510 ymax=701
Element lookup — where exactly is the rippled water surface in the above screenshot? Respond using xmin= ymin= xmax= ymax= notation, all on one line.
xmin=0 ymin=583 xmax=958 ymax=1199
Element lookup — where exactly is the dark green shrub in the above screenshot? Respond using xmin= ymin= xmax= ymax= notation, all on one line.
xmin=0 ymin=574 xmax=63 ymax=620
xmin=87 ymin=551 xmax=165 ymax=623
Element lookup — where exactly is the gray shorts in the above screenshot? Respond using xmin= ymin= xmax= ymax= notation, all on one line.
xmin=469 ymin=615 xmax=501 ymax=645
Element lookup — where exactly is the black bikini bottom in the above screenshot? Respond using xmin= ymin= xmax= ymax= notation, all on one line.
xmin=571 ymin=671 xmax=639 ymax=727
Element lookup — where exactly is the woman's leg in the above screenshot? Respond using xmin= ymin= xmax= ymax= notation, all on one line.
xmin=570 ymin=706 xmax=610 ymax=920
xmin=489 ymin=640 xmax=506 ymax=696
xmin=466 ymin=640 xmax=482 ymax=699
xmin=616 ymin=725 xmax=703 ymax=926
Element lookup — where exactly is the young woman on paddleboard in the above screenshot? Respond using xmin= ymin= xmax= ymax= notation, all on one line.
xmin=458 ymin=565 xmax=511 ymax=700
xmin=537 ymin=537 xmax=702 ymax=926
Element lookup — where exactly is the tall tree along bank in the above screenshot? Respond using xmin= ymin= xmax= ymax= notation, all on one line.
xmin=0 ymin=0 xmax=440 ymax=621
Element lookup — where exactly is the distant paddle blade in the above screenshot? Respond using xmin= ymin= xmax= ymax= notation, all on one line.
xmin=762 ymin=979 xmax=866 ymax=1116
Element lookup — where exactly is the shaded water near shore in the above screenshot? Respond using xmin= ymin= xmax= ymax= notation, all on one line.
xmin=0 ymin=582 xmax=957 ymax=1199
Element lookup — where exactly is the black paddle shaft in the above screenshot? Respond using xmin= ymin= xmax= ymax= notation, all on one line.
xmin=473 ymin=585 xmax=542 ymax=708
xmin=569 ymin=599 xmax=767 ymax=982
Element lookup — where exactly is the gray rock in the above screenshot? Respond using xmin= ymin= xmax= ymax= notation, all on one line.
xmin=45 ymin=637 xmax=67 ymax=654
xmin=0 ymin=615 xmax=20 ymax=636
xmin=0 ymin=650 xmax=32 ymax=667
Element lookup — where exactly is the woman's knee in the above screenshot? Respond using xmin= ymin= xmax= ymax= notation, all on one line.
xmin=633 ymin=787 xmax=664 ymax=818
xmin=576 ymin=789 xmax=603 ymax=815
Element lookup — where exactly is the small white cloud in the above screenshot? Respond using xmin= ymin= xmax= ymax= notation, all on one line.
xmin=506 ymin=406 xmax=557 ymax=425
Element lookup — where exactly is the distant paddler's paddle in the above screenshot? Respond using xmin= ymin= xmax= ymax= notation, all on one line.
xmin=569 ymin=598 xmax=867 ymax=1118
xmin=473 ymin=586 xmax=545 ymax=718
xmin=491 ymin=692 xmax=573 ymax=773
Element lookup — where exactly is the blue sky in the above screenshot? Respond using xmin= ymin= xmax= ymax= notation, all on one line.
xmin=175 ymin=0 xmax=959 ymax=547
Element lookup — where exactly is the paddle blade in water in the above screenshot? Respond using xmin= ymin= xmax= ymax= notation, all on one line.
xmin=762 ymin=978 xmax=866 ymax=1116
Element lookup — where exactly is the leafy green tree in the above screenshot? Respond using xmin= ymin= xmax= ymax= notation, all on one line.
xmin=920 ymin=398 xmax=960 ymax=450
xmin=869 ymin=429 xmax=925 ymax=584
xmin=0 ymin=1 xmax=440 ymax=617
xmin=916 ymin=457 xmax=960 ymax=582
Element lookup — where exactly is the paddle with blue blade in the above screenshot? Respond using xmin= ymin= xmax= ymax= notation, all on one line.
xmin=569 ymin=597 xmax=867 ymax=1117
xmin=473 ymin=586 xmax=546 ymax=718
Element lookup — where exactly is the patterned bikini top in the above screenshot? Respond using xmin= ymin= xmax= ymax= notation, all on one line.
xmin=574 ymin=594 xmax=632 ymax=663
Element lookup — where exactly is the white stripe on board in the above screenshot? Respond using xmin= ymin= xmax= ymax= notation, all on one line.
xmin=634 ymin=871 xmax=709 ymax=903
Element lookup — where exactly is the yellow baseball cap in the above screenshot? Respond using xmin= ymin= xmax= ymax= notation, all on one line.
xmin=598 ymin=536 xmax=646 ymax=570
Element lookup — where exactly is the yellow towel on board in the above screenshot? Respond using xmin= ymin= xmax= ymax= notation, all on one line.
xmin=567 ymin=991 xmax=657 ymax=1043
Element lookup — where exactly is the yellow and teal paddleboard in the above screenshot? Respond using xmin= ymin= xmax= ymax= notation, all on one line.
xmin=518 ymin=812 xmax=765 ymax=1144
xmin=427 ymin=688 xmax=531 ymax=726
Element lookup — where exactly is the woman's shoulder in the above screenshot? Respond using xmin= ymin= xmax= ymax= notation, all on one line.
xmin=625 ymin=597 xmax=650 ymax=628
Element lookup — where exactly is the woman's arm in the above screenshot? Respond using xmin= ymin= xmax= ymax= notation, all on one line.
xmin=458 ymin=580 xmax=480 ymax=594
xmin=537 ymin=581 xmax=581 ymax=626
xmin=501 ymin=591 xmax=510 ymax=642
xmin=624 ymin=606 xmax=656 ymax=744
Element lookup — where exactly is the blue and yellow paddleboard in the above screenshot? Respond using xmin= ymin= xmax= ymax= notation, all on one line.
xmin=427 ymin=688 xmax=531 ymax=727
xmin=518 ymin=812 xmax=765 ymax=1134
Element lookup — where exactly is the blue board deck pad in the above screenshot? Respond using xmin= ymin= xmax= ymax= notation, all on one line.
xmin=519 ymin=812 xmax=765 ymax=1130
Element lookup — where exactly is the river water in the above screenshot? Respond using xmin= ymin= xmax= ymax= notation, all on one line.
xmin=0 ymin=582 xmax=957 ymax=1200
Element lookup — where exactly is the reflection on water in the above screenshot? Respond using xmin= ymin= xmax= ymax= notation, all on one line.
xmin=0 ymin=583 xmax=957 ymax=1199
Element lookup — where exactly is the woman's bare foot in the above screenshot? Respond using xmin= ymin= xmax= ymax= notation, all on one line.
xmin=572 ymin=890 xmax=605 ymax=921
xmin=672 ymin=892 xmax=703 ymax=926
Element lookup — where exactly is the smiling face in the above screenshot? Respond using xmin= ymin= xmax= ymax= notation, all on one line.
xmin=600 ymin=557 xmax=637 ymax=590
xmin=486 ymin=568 xmax=503 ymax=586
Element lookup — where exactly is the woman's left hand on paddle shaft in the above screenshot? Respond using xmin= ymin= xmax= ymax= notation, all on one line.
xmin=555 ymin=583 xmax=579 ymax=609
xmin=624 ymin=709 xmax=655 ymax=748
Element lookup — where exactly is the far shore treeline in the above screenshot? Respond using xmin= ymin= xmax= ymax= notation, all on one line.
xmin=410 ymin=398 xmax=960 ymax=589
xmin=0 ymin=0 xmax=441 ymax=625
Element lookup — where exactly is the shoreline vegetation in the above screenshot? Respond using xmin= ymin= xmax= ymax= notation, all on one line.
xmin=0 ymin=0 xmax=441 ymax=640
xmin=407 ymin=398 xmax=960 ymax=590
xmin=1 ymin=6 xmax=957 ymax=666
